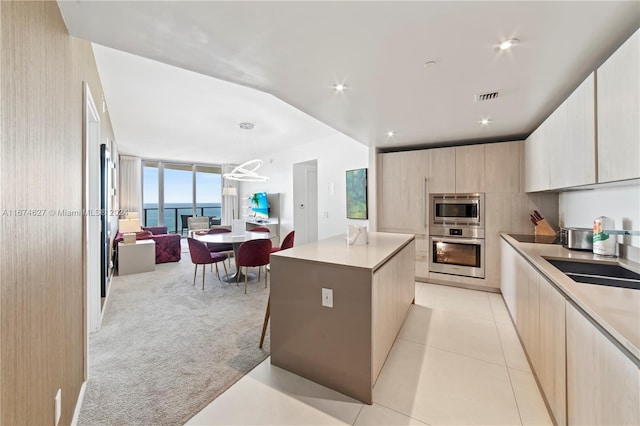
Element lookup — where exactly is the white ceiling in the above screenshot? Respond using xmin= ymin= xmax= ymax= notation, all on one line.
xmin=91 ymin=45 xmax=336 ymax=164
xmin=58 ymin=1 xmax=639 ymax=162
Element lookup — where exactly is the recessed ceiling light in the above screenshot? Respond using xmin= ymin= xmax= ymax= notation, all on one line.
xmin=386 ymin=130 xmax=396 ymax=137
xmin=333 ymin=83 xmax=347 ymax=93
xmin=497 ymin=38 xmax=519 ymax=50
xmin=479 ymin=118 xmax=492 ymax=126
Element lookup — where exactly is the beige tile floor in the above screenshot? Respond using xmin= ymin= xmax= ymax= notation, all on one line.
xmin=186 ymin=282 xmax=552 ymax=426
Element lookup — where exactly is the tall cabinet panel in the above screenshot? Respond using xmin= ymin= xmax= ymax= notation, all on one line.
xmin=485 ymin=141 xmax=521 ymax=193
xmin=597 ymin=29 xmax=640 ymax=183
xmin=455 ymin=144 xmax=485 ymax=193
xmin=377 ymin=150 xmax=429 ymax=234
xmin=428 ymin=147 xmax=455 ymax=193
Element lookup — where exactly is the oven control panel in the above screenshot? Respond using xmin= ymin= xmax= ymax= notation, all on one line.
xmin=430 ymin=225 xmax=485 ymax=239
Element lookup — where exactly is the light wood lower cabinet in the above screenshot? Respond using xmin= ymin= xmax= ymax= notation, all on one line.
xmin=538 ymin=276 xmax=566 ymax=426
xmin=415 ymin=235 xmax=430 ymax=279
xmin=500 ymin=240 xmax=540 ymax=371
xmin=524 ymin=265 xmax=540 ymax=372
xmin=501 ymin=237 xmax=640 ymax=426
xmin=500 ymin=239 xmax=518 ymax=315
xmin=372 ymin=242 xmax=415 ymax=381
xmin=566 ymin=303 xmax=640 ymax=426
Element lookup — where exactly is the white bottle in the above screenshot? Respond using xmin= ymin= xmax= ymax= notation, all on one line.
xmin=592 ymin=216 xmax=616 ymax=256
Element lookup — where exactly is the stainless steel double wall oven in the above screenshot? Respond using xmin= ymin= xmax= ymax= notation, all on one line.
xmin=429 ymin=193 xmax=485 ymax=279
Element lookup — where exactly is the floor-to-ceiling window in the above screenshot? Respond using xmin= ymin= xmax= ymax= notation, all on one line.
xmin=164 ymin=163 xmax=194 ymax=234
xmin=143 ymin=162 xmax=160 ymax=226
xmin=196 ymin=165 xmax=222 ymax=220
xmin=142 ymin=161 xmax=223 ymax=234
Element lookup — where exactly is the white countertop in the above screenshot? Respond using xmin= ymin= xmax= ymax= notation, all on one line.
xmin=501 ymin=233 xmax=640 ymax=361
xmin=271 ymin=232 xmax=415 ymax=271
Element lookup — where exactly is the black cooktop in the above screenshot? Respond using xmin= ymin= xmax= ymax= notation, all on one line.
xmin=508 ymin=234 xmax=561 ymax=245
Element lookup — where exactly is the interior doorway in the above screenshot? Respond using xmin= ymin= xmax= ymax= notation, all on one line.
xmin=293 ymin=160 xmax=318 ymax=245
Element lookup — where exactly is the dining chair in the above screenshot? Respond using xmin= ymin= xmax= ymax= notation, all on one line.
xmin=236 ymin=238 xmax=272 ymax=294
xmin=250 ymin=226 xmax=271 ymax=233
xmin=180 ymin=215 xmax=191 ymax=236
xmin=270 ymin=230 xmax=295 ymax=253
xmin=188 ymin=216 xmax=209 ymax=232
xmin=259 ymin=294 xmax=270 ymax=349
xmin=260 ymin=231 xmax=294 ymax=348
xmin=248 ymin=227 xmax=271 ymax=277
xmin=187 ymin=237 xmax=228 ymax=290
xmin=206 ymin=227 xmax=234 ymax=269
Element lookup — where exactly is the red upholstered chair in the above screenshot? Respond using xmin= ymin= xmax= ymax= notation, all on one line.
xmin=260 ymin=230 xmax=295 ymax=348
xmin=270 ymin=230 xmax=295 ymax=254
xmin=236 ymin=239 xmax=272 ymax=294
xmin=206 ymin=227 xmax=234 ymax=268
xmin=187 ymin=237 xmax=228 ymax=290
xmin=250 ymin=226 xmax=271 ymax=233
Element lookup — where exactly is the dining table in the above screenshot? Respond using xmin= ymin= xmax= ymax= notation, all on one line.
xmin=194 ymin=230 xmax=271 ymax=282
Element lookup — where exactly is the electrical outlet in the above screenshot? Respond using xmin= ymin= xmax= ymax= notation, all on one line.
xmin=322 ymin=288 xmax=333 ymax=308
xmin=323 ymin=211 xmax=329 ymax=218
xmin=54 ymin=388 xmax=61 ymax=426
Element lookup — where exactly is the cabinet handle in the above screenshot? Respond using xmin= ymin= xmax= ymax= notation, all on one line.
xmin=424 ymin=177 xmax=427 ymax=229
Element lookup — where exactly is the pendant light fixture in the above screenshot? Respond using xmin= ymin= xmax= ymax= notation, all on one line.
xmin=223 ymin=122 xmax=270 ymax=182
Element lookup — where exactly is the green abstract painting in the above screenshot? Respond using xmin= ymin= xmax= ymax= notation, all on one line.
xmin=346 ymin=168 xmax=368 ymax=219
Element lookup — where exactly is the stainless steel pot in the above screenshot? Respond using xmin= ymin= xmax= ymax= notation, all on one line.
xmin=559 ymin=227 xmax=593 ymax=251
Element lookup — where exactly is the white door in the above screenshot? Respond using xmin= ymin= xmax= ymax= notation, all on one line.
xmin=293 ymin=160 xmax=318 ymax=244
xmin=306 ymin=169 xmax=318 ymax=242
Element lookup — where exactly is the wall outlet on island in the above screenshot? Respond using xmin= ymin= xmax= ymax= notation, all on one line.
xmin=322 ymin=288 xmax=333 ymax=308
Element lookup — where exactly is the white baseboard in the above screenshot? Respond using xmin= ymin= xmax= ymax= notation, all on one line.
xmin=71 ymin=381 xmax=87 ymax=426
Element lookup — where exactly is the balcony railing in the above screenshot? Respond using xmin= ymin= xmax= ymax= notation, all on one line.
xmin=143 ymin=206 xmax=222 ymax=235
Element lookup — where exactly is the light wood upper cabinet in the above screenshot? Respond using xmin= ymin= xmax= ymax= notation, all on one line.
xmin=597 ymin=29 xmax=640 ymax=183
xmin=377 ymin=150 xmax=429 ymax=234
xmin=524 ymin=124 xmax=550 ymax=192
xmin=526 ymin=98 xmax=569 ymax=192
xmin=485 ymin=141 xmax=522 ymax=193
xmin=428 ymin=147 xmax=456 ymax=193
xmin=550 ymin=73 xmax=596 ymax=189
xmin=566 ymin=303 xmax=640 ymax=426
xmin=455 ymin=144 xmax=485 ymax=193
xmin=538 ymin=276 xmax=566 ymax=426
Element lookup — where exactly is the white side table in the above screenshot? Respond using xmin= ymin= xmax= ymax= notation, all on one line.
xmin=118 ymin=240 xmax=156 ymax=275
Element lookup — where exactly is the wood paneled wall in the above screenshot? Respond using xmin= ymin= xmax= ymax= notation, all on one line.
xmin=1 ymin=2 xmax=114 ymax=424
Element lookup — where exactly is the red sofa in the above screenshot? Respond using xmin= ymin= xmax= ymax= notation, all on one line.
xmin=114 ymin=226 xmax=181 ymax=265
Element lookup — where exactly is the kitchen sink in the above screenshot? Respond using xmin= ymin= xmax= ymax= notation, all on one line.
xmin=544 ymin=258 xmax=640 ymax=291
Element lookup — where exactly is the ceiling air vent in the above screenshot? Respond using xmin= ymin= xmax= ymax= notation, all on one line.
xmin=475 ymin=91 xmax=499 ymax=102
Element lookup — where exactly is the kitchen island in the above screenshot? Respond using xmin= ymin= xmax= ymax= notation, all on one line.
xmin=269 ymin=232 xmax=415 ymax=404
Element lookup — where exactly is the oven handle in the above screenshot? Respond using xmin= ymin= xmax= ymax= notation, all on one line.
xmin=431 ymin=236 xmax=484 ymax=245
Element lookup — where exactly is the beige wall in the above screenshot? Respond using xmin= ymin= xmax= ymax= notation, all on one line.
xmin=1 ymin=2 xmax=115 ymax=424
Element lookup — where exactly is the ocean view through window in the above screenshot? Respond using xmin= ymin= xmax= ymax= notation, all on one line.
xmin=142 ymin=161 xmax=222 ymax=234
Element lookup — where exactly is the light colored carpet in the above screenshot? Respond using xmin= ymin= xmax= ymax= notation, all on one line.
xmin=78 ymin=249 xmax=271 ymax=425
